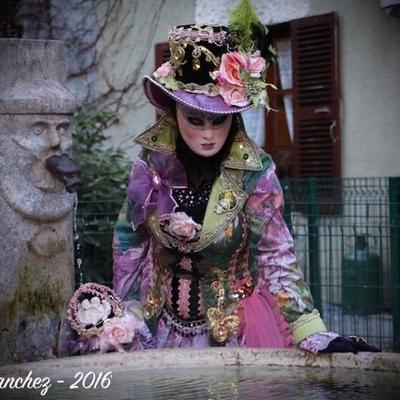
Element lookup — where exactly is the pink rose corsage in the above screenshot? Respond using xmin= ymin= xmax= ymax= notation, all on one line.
xmin=153 ymin=61 xmax=176 ymax=79
xmin=161 ymin=211 xmax=202 ymax=253
xmin=99 ymin=314 xmax=137 ymax=352
xmin=163 ymin=211 xmax=202 ymax=241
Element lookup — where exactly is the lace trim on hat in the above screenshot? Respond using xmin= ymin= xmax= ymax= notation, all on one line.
xmin=169 ymin=25 xmax=229 ymax=47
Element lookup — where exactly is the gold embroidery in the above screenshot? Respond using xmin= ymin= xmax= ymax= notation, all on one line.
xmin=169 ymin=36 xmax=221 ymax=72
xmin=197 ymin=168 xmax=247 ymax=251
xmin=215 ymin=190 xmax=238 ymax=214
xmin=142 ymin=242 xmax=171 ymax=320
xmin=222 ymin=116 xmax=263 ymax=171
xmin=207 ymin=269 xmax=240 ymax=342
xmin=134 ymin=114 xmax=177 ymax=154
xmin=169 ymin=81 xmax=219 ymax=96
xmin=143 ymin=288 xmax=164 ymax=320
xmin=170 ymin=42 xmax=186 ymax=69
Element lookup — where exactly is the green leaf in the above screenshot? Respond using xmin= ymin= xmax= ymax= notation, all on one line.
xmin=229 ymin=0 xmax=260 ymax=53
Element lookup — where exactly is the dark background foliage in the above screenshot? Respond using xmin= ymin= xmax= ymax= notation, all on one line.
xmin=72 ymin=108 xmax=130 ymax=287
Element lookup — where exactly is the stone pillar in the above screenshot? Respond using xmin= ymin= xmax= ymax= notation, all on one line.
xmin=0 ymin=39 xmax=77 ymax=364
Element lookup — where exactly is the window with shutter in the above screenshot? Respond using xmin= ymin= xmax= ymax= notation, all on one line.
xmin=292 ymin=12 xmax=340 ymax=179
xmin=265 ymin=13 xmax=341 ymax=215
xmin=266 ymin=13 xmax=340 ymax=180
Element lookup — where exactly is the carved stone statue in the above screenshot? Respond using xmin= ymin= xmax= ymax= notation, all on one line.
xmin=0 ymin=38 xmax=79 ymax=364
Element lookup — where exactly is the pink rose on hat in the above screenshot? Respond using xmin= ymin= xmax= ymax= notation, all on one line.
xmin=217 ymin=52 xmax=248 ymax=87
xmin=219 ymin=84 xmax=250 ymax=107
xmin=154 ymin=61 xmax=176 ymax=79
xmin=248 ymin=51 xmax=266 ymax=78
xmin=216 ymin=51 xmax=255 ymax=107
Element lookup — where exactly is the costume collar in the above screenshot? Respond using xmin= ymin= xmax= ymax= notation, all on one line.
xmin=135 ymin=112 xmax=263 ymax=252
xmin=134 ymin=113 xmax=263 ymax=172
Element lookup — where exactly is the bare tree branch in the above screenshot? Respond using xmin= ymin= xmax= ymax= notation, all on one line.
xmin=14 ymin=0 xmax=164 ymax=127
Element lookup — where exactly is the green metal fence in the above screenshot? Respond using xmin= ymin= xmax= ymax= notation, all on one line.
xmin=76 ymin=176 xmax=400 ymax=352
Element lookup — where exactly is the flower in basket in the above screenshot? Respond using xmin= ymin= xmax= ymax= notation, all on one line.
xmin=66 ymin=283 xmax=157 ymax=354
xmin=99 ymin=314 xmax=137 ymax=352
xmin=67 ymin=283 xmax=131 ymax=353
xmin=76 ymin=296 xmax=111 ymax=326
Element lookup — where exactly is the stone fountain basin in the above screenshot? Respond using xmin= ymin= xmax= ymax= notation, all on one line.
xmin=0 ymin=349 xmax=399 ymax=399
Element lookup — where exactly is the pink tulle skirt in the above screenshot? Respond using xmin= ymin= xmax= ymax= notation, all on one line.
xmin=238 ymin=282 xmax=293 ymax=348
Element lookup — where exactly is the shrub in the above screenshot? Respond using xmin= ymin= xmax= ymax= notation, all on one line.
xmin=72 ymin=108 xmax=130 ymax=287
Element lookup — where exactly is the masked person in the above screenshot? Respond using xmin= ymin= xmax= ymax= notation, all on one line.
xmin=111 ymin=6 xmax=379 ymax=353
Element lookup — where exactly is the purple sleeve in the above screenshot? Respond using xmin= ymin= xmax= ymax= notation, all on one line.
xmin=112 ymin=197 xmax=154 ymax=302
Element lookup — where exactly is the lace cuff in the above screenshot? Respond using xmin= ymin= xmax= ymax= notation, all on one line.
xmin=298 ymin=331 xmax=340 ymax=354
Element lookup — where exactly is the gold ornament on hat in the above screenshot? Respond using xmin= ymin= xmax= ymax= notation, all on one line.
xmin=170 ymin=42 xmax=186 ymax=70
xmin=170 ymin=38 xmax=221 ymax=73
xmin=192 ymin=45 xmax=201 ymax=71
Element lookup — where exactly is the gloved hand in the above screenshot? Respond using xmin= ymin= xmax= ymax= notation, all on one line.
xmin=319 ymin=336 xmax=381 ymax=353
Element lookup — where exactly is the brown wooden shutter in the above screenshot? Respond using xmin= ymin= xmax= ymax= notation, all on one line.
xmin=155 ymin=42 xmax=170 ymax=68
xmin=154 ymin=42 xmax=171 ymax=119
xmin=291 ymin=12 xmax=340 ymax=178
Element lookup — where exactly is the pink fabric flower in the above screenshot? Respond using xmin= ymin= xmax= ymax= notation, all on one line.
xmin=163 ymin=211 xmax=201 ymax=241
xmin=248 ymin=51 xmax=266 ymax=78
xmin=219 ymin=84 xmax=250 ymax=107
xmin=100 ymin=315 xmax=136 ymax=349
xmin=153 ymin=61 xmax=175 ymax=79
xmin=218 ymin=52 xmax=248 ymax=87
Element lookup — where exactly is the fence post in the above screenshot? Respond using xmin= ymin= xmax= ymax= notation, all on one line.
xmin=307 ymin=178 xmax=322 ymax=313
xmin=389 ymin=177 xmax=400 ymax=352
xmin=281 ymin=178 xmax=293 ymax=235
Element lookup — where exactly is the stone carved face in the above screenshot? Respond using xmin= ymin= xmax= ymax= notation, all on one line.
xmin=12 ymin=114 xmax=73 ymax=192
xmin=0 ymin=114 xmax=75 ymax=221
